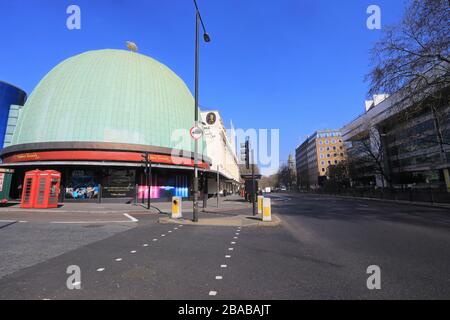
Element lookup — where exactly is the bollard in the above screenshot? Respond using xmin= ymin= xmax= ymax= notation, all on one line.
xmin=257 ymin=195 xmax=264 ymax=215
xmin=262 ymin=198 xmax=272 ymax=222
xmin=171 ymin=196 xmax=182 ymax=219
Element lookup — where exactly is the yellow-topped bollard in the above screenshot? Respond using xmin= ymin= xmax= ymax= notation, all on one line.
xmin=262 ymin=198 xmax=272 ymax=222
xmin=257 ymin=196 xmax=264 ymax=215
xmin=171 ymin=196 xmax=182 ymax=219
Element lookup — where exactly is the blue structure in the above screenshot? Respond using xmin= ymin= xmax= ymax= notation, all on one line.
xmin=0 ymin=81 xmax=26 ymax=149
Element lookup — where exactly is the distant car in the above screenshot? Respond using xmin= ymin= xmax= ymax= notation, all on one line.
xmin=264 ymin=187 xmax=271 ymax=193
xmin=280 ymin=186 xmax=287 ymax=191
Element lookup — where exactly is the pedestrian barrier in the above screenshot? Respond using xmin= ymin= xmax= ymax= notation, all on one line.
xmin=257 ymin=195 xmax=264 ymax=214
xmin=171 ymin=196 xmax=182 ymax=219
xmin=262 ymin=198 xmax=271 ymax=222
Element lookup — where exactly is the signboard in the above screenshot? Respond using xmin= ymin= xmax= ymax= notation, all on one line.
xmin=190 ymin=126 xmax=203 ymax=140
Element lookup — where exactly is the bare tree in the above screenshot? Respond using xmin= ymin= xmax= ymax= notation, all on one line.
xmin=367 ymin=0 xmax=449 ymax=102
xmin=347 ymin=124 xmax=392 ymax=188
xmin=277 ymin=163 xmax=296 ymax=190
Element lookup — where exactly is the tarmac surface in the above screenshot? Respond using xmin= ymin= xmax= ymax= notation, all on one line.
xmin=0 ymin=193 xmax=449 ymax=299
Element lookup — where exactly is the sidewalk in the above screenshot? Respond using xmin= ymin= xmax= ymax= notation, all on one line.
xmin=0 ymin=195 xmax=281 ymax=227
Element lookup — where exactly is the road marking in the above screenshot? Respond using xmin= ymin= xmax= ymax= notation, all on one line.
xmin=115 ymin=258 xmax=122 ymax=262
xmin=221 ymin=265 xmax=227 ymax=268
xmin=235 ymin=233 xmax=239 ymax=235
xmin=209 ymin=291 xmax=217 ymax=296
xmin=123 ymin=213 xmax=138 ymax=222
xmin=179 ymin=225 xmax=183 ymax=227
xmin=161 ymin=234 xmax=166 ymax=237
xmin=228 ymin=248 xmax=234 ymax=251
xmin=153 ymin=239 xmax=158 ymax=241
xmin=233 ymin=237 xmax=238 ymax=239
xmin=174 ymin=227 xmax=178 ymax=230
xmin=130 ymin=250 xmax=137 ymax=254
xmin=143 ymin=244 xmax=148 ymax=247
xmin=225 ymin=255 xmax=231 ymax=258
xmin=215 ymin=276 xmax=223 ymax=280
xmin=97 ymin=268 xmax=105 ymax=272
xmin=168 ymin=231 xmax=172 ymax=233
xmin=231 ymin=242 xmax=236 ymax=245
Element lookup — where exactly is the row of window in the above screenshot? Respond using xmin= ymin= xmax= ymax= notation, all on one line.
xmin=319 ymin=146 xmax=343 ymax=152
xmin=319 ymin=153 xmax=344 ymax=159
xmin=319 ymin=139 xmax=342 ymax=145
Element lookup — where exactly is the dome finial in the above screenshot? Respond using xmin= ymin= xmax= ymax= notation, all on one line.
xmin=126 ymin=41 xmax=138 ymax=52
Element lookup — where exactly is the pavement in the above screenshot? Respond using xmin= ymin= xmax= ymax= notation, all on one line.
xmin=0 ymin=193 xmax=449 ymax=299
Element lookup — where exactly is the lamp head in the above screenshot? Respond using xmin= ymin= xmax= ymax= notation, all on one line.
xmin=203 ymin=33 xmax=211 ymax=43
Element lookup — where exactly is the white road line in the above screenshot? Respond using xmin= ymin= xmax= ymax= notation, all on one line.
xmin=231 ymin=242 xmax=236 ymax=245
xmin=221 ymin=265 xmax=227 ymax=268
xmin=161 ymin=234 xmax=166 ymax=237
xmin=233 ymin=237 xmax=238 ymax=239
xmin=215 ymin=276 xmax=223 ymax=280
xmin=115 ymin=258 xmax=122 ymax=262
xmin=168 ymin=231 xmax=172 ymax=233
xmin=228 ymin=248 xmax=234 ymax=251
xmin=97 ymin=268 xmax=105 ymax=272
xmin=235 ymin=233 xmax=239 ymax=235
xmin=209 ymin=291 xmax=217 ymax=296
xmin=174 ymin=227 xmax=178 ymax=230
xmin=225 ymin=255 xmax=231 ymax=258
xmin=153 ymin=239 xmax=158 ymax=241
xmin=130 ymin=250 xmax=137 ymax=254
xmin=124 ymin=213 xmax=138 ymax=222
xmin=143 ymin=244 xmax=149 ymax=247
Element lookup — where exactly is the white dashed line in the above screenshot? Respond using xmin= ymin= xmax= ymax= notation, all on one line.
xmin=115 ymin=258 xmax=122 ymax=262
xmin=131 ymin=250 xmax=137 ymax=254
xmin=161 ymin=234 xmax=166 ymax=237
xmin=174 ymin=227 xmax=178 ymax=230
xmin=215 ymin=276 xmax=223 ymax=280
xmin=225 ymin=255 xmax=231 ymax=258
xmin=221 ymin=265 xmax=227 ymax=268
xmin=123 ymin=213 xmax=138 ymax=222
xmin=153 ymin=239 xmax=158 ymax=241
xmin=231 ymin=242 xmax=236 ymax=245
xmin=233 ymin=237 xmax=238 ymax=239
xmin=209 ymin=291 xmax=217 ymax=296
xmin=143 ymin=244 xmax=148 ymax=247
xmin=168 ymin=231 xmax=172 ymax=233
xmin=97 ymin=268 xmax=105 ymax=272
xmin=228 ymin=248 xmax=234 ymax=251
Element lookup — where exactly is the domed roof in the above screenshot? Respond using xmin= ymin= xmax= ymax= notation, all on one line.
xmin=11 ymin=49 xmax=202 ymax=154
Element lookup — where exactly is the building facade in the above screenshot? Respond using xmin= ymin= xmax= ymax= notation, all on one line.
xmin=201 ymin=110 xmax=241 ymax=194
xmin=0 ymin=49 xmax=214 ymax=201
xmin=0 ymin=81 xmax=27 ymax=149
xmin=342 ymin=90 xmax=450 ymax=189
xmin=296 ymin=130 xmax=346 ymax=189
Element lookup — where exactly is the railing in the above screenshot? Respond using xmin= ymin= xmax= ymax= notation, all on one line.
xmin=309 ymin=187 xmax=450 ymax=205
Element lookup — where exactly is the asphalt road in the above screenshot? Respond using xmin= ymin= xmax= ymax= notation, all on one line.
xmin=0 ymin=193 xmax=449 ymax=299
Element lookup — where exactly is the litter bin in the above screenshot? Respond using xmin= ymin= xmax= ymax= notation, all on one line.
xmin=0 ymin=168 xmax=14 ymax=203
xmin=21 ymin=170 xmax=61 ymax=209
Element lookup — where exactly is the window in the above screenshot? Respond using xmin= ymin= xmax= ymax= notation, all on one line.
xmin=335 ymin=160 xmax=338 ymax=164
xmin=321 ymin=168 xmax=325 ymax=172
xmin=327 ymin=154 xmax=330 ymax=158
xmin=332 ymin=140 xmax=336 ymax=144
xmin=328 ymin=161 xmax=331 ymax=165
xmin=340 ymin=153 xmax=344 ymax=157
xmin=320 ymin=147 xmax=324 ymax=151
xmin=319 ymin=141 xmax=323 ymax=145
xmin=320 ymin=154 xmax=324 ymax=159
xmin=333 ymin=146 xmax=336 ymax=150
xmin=327 ymin=147 xmax=330 ymax=151
xmin=325 ymin=140 xmax=329 ymax=144
xmin=321 ymin=161 xmax=325 ymax=165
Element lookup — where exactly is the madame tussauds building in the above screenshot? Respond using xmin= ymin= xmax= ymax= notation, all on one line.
xmin=0 ymin=49 xmax=211 ymax=202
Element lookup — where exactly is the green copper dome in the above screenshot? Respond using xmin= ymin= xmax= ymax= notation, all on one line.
xmin=11 ymin=49 xmax=203 ymax=154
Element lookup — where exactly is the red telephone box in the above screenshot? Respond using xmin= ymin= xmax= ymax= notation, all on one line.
xmin=21 ymin=170 xmax=61 ymax=209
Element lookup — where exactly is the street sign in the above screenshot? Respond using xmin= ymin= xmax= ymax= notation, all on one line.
xmin=190 ymin=126 xmax=203 ymax=140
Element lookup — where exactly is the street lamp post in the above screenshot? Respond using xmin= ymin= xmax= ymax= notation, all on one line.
xmin=193 ymin=0 xmax=210 ymax=222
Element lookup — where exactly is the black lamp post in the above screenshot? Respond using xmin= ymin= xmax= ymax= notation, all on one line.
xmin=193 ymin=0 xmax=210 ymax=222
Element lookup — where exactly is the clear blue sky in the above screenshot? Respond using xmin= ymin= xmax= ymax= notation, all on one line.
xmin=0 ymin=0 xmax=407 ymax=175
